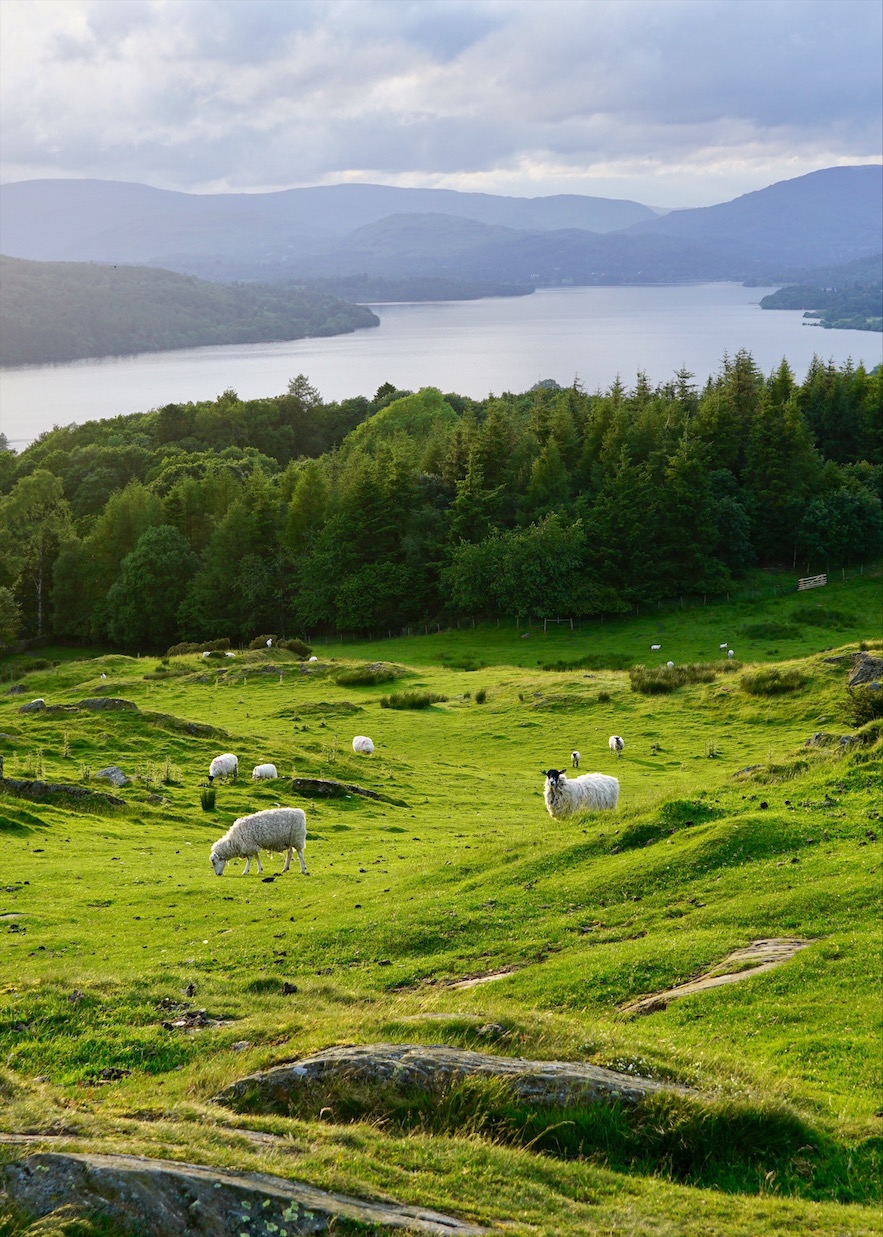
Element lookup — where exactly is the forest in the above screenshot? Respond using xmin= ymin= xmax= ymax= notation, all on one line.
xmin=0 ymin=256 xmax=379 ymax=366
xmin=0 ymin=353 xmax=880 ymax=652
xmin=760 ymin=282 xmax=883 ymax=332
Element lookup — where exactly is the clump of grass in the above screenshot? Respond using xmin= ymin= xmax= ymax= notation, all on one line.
xmin=475 ymin=688 xmax=488 ymax=704
xmin=845 ymin=685 xmax=883 ymax=727
xmin=742 ymin=667 xmax=808 ymax=696
xmin=542 ymin=653 xmax=633 ymax=672
xmin=62 ymin=732 xmax=71 ymax=759
xmin=380 ymin=690 xmax=447 ymax=710
xmin=200 ymin=787 xmax=216 ymax=812
xmin=335 ymin=664 xmax=399 ymax=687
xmin=278 ymin=637 xmax=313 ymax=658
xmin=629 ymin=663 xmax=717 ymax=695
xmin=166 ymin=638 xmax=230 ymax=656
xmin=740 ymin=621 xmax=801 ymax=640
xmin=598 ymin=690 xmax=611 ymax=703
xmin=793 ymin=607 xmax=852 ymax=629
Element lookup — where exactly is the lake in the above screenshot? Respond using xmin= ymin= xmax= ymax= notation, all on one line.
xmin=2 ymin=283 xmax=880 ymax=448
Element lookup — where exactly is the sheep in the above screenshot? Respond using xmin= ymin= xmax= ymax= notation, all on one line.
xmin=719 ymin=643 xmax=729 ymax=650
xmin=308 ymin=655 xmax=318 ymax=662
xmin=651 ymin=644 xmax=661 ymax=651
xmin=728 ymin=649 xmax=735 ymax=658
xmin=666 ymin=660 xmax=674 ymax=668
xmin=352 ymin=736 xmax=374 ymax=755
xmin=571 ymin=750 xmax=580 ymax=769
xmin=266 ymin=638 xmax=273 ymax=648
xmin=202 ymin=651 xmax=210 ymax=659
xmin=543 ymin=768 xmax=619 ymax=819
xmin=210 ymin=807 xmax=307 ymax=876
xmin=252 ymin=763 xmax=278 ymax=780
xmin=608 ymin=735 xmax=625 ymax=758
xmin=225 ymin=651 xmax=236 ymax=658
xmin=208 ymin=753 xmax=238 ymax=784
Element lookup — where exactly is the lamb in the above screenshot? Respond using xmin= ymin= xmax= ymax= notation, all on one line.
xmin=651 ymin=644 xmax=661 ymax=651
xmin=208 ymin=753 xmax=238 ymax=784
xmin=543 ymin=768 xmax=619 ymax=819
xmin=608 ymin=735 xmax=625 ymax=758
xmin=210 ymin=807 xmax=307 ymax=876
xmin=352 ymin=736 xmax=374 ymax=755
xmin=571 ymin=750 xmax=580 ymax=769
xmin=252 ymin=763 xmax=278 ymax=780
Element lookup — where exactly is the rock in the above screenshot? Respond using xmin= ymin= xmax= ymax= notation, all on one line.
xmin=7 ymin=685 xmax=25 ymax=695
xmin=215 ymin=1043 xmax=689 ymax=1113
xmin=76 ymin=698 xmax=138 ymax=711
xmin=847 ymin=654 xmax=883 ymax=688
xmin=18 ymin=699 xmax=45 ymax=714
xmin=95 ymin=767 xmax=129 ymax=789
xmin=1 ymin=1151 xmax=489 ymax=1236
xmin=0 ymin=778 xmax=125 ymax=807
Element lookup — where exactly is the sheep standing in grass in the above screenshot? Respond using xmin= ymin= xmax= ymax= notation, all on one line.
xmin=210 ymin=807 xmax=307 ymax=876
xmin=571 ymin=750 xmax=580 ymax=769
xmin=252 ymin=763 xmax=277 ymax=780
xmin=543 ymin=769 xmax=619 ymax=819
xmin=208 ymin=753 xmax=238 ymax=784
xmin=352 ymin=736 xmax=374 ymax=754
xmin=608 ymin=735 xmax=624 ymax=758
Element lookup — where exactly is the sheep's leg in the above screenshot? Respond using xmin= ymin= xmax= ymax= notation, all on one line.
xmin=282 ymin=848 xmax=292 ymax=873
xmin=255 ymin=852 xmax=263 ymax=874
xmin=242 ymin=856 xmax=251 ymax=874
xmin=296 ymin=847 xmax=307 ymax=875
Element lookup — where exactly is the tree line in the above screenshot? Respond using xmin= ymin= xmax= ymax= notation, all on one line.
xmin=0 ymin=354 xmax=880 ymax=651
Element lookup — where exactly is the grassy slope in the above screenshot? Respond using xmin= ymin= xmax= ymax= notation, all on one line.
xmin=0 ymin=575 xmax=880 ymax=1235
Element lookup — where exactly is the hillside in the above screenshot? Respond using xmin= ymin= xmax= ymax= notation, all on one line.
xmin=1 ymin=168 xmax=878 ymax=289
xmin=0 ymin=612 xmax=880 ymax=1236
xmin=0 ymin=256 xmax=379 ymax=366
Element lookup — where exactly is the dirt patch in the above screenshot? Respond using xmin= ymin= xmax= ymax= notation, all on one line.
xmin=621 ymin=938 xmax=813 ymax=1016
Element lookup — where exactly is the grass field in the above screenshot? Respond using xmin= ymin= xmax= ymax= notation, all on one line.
xmin=1 ymin=571 xmax=881 ymax=1235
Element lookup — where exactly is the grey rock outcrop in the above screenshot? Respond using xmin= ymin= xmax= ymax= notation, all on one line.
xmin=95 ymin=766 xmax=129 ymax=788
xmin=77 ymin=697 xmax=138 ymax=711
xmin=216 ymin=1043 xmax=689 ymax=1112
xmin=1 ymin=1151 xmax=488 ymax=1236
xmin=18 ymin=699 xmax=45 ymax=713
xmin=847 ymin=653 xmax=883 ymax=689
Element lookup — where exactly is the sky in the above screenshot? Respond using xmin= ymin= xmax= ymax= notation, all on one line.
xmin=0 ymin=0 xmax=880 ymax=209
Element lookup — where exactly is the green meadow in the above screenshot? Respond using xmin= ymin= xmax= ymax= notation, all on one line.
xmin=1 ymin=571 xmax=881 ymax=1235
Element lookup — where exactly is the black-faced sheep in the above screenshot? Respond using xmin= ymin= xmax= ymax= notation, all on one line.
xmin=608 ymin=735 xmax=624 ymax=758
xmin=543 ymin=769 xmax=619 ymax=819
xmin=208 ymin=753 xmax=238 ymax=784
xmin=210 ymin=807 xmax=307 ymax=876
xmin=571 ymin=750 xmax=580 ymax=768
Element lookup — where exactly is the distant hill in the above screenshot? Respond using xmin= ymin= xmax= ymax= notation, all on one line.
xmin=0 ymin=256 xmax=379 ymax=367
xmin=0 ymin=168 xmax=879 ymax=295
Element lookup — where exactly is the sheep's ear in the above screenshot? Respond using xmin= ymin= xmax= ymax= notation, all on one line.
xmin=558 ymin=769 xmax=567 ymax=776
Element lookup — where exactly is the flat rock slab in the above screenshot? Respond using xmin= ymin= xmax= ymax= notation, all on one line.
xmin=1 ymin=1151 xmax=488 ymax=1236
xmin=621 ymin=937 xmax=812 ymax=1015
xmin=289 ymin=778 xmax=406 ymax=807
xmin=216 ymin=1043 xmax=688 ymax=1111
xmin=0 ymin=777 xmax=125 ymax=807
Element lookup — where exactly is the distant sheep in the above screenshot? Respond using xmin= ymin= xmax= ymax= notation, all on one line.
xmin=308 ymin=656 xmax=318 ymax=662
xmin=651 ymin=644 xmax=661 ymax=651
xmin=352 ymin=736 xmax=375 ymax=755
xmin=543 ymin=768 xmax=619 ymax=819
xmin=208 ymin=753 xmax=238 ymax=784
xmin=225 ymin=651 xmax=236 ymax=658
xmin=667 ymin=661 xmax=674 ymax=668
xmin=719 ymin=643 xmax=729 ymax=650
xmin=728 ymin=649 xmax=735 ymax=658
xmin=266 ymin=638 xmax=273 ymax=648
xmin=252 ymin=763 xmax=278 ymax=780
xmin=608 ymin=735 xmax=624 ymax=758
xmin=571 ymin=750 xmax=580 ymax=769
xmin=210 ymin=807 xmax=307 ymax=876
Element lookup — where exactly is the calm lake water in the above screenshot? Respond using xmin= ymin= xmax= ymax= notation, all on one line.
xmin=2 ymin=283 xmax=880 ymax=448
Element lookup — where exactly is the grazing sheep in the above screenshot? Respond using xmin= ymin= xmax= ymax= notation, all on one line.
xmin=728 ymin=649 xmax=735 ymax=658
xmin=202 ymin=651 xmax=210 ymax=659
xmin=352 ymin=736 xmax=375 ymax=755
xmin=543 ymin=768 xmax=619 ymax=819
xmin=571 ymin=750 xmax=580 ymax=769
xmin=225 ymin=651 xmax=236 ymax=658
xmin=608 ymin=735 xmax=625 ymax=758
xmin=208 ymin=753 xmax=238 ymax=784
xmin=308 ymin=656 xmax=318 ymax=662
xmin=266 ymin=638 xmax=273 ymax=648
xmin=210 ymin=807 xmax=307 ymax=876
xmin=719 ymin=643 xmax=729 ymax=650
xmin=666 ymin=660 xmax=674 ymax=668
xmin=252 ymin=763 xmax=278 ymax=780
xmin=651 ymin=644 xmax=661 ymax=651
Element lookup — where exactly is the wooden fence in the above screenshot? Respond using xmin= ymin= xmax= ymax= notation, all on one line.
xmin=797 ymin=574 xmax=827 ymax=591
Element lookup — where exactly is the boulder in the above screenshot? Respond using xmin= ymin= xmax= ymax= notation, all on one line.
xmin=95 ymin=767 xmax=129 ymax=788
xmin=76 ymin=698 xmax=138 ymax=711
xmin=848 ymin=653 xmax=883 ymax=689
xmin=216 ymin=1042 xmax=689 ymax=1113
xmin=18 ymin=699 xmax=45 ymax=714
xmin=1 ymin=1151 xmax=488 ymax=1236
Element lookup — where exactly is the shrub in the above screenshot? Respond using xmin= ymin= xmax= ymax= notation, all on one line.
xmin=740 ymin=621 xmax=800 ymax=640
xmin=380 ymin=691 xmax=447 ymax=710
xmin=793 ymin=607 xmax=851 ymax=629
xmin=845 ymin=686 xmax=883 ymax=727
xmin=166 ymin=638 xmax=230 ymax=656
xmin=741 ymin=668 xmax=808 ymax=696
xmin=279 ymin=638 xmax=313 ymax=658
xmin=629 ymin=663 xmax=717 ymax=695
xmin=475 ymin=688 xmax=488 ymax=704
xmin=249 ymin=634 xmax=277 ymax=650
xmin=200 ymin=787 xmax=216 ymax=812
xmin=598 ymin=690 xmax=611 ymax=703
xmin=335 ymin=664 xmax=399 ymax=687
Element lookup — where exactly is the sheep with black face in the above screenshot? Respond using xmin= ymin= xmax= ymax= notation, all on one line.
xmin=543 ymin=768 xmax=619 ymax=819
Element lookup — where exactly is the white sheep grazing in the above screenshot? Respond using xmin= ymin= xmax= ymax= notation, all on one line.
xmin=571 ymin=750 xmax=580 ymax=769
xmin=719 ymin=643 xmax=729 ymax=650
xmin=352 ymin=735 xmax=374 ymax=755
xmin=202 ymin=651 xmax=210 ymax=659
xmin=651 ymin=644 xmax=661 ymax=651
xmin=252 ymin=763 xmax=278 ymax=780
xmin=543 ymin=768 xmax=619 ymax=819
xmin=208 ymin=752 xmax=238 ymax=784
xmin=666 ymin=661 xmax=674 ymax=668
xmin=210 ymin=807 xmax=307 ymax=876
xmin=308 ymin=655 xmax=318 ymax=662
xmin=608 ymin=735 xmax=625 ymax=758
xmin=728 ymin=649 xmax=735 ymax=658
xmin=266 ymin=638 xmax=273 ymax=648
xmin=225 ymin=651 xmax=236 ymax=658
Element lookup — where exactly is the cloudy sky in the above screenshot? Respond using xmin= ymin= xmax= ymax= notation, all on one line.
xmin=1 ymin=0 xmax=880 ymax=208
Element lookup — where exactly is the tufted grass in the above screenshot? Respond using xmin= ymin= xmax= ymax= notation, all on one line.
xmin=0 ymin=572 xmax=881 ymax=1236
